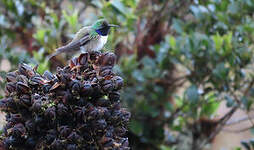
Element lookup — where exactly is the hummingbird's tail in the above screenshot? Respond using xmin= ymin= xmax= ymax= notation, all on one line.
xmin=47 ymin=47 xmax=66 ymax=60
xmin=47 ymin=40 xmax=81 ymax=60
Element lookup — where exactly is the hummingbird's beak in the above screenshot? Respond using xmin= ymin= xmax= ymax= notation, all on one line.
xmin=109 ymin=24 xmax=120 ymax=28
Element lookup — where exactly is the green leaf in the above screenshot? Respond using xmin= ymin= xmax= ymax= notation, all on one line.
xmin=62 ymin=9 xmax=79 ymax=32
xmin=172 ymin=19 xmax=184 ymax=34
xmin=213 ymin=63 xmax=229 ymax=79
xmin=249 ymin=139 xmax=254 ymax=149
xmin=132 ymin=70 xmax=145 ymax=82
xmin=168 ymin=35 xmax=176 ymax=49
xmin=190 ymin=5 xmax=208 ymax=19
xmin=50 ymin=12 xmax=59 ymax=29
xmin=241 ymin=140 xmax=251 ymax=150
xmin=110 ymin=0 xmax=131 ymax=16
xmin=33 ymin=29 xmax=47 ymax=44
xmin=165 ymin=101 xmax=173 ymax=111
xmin=129 ymin=120 xmax=143 ymax=136
xmin=201 ymin=93 xmax=220 ymax=116
xmin=37 ymin=61 xmax=49 ymax=74
xmin=0 ymin=71 xmax=7 ymax=80
xmin=185 ymin=85 xmax=199 ymax=103
xmin=212 ymin=33 xmax=223 ymax=52
xmin=122 ymin=0 xmax=137 ymax=8
xmin=227 ymin=1 xmax=240 ymax=14
xmin=223 ymin=32 xmax=232 ymax=54
xmin=250 ymin=128 xmax=254 ymax=134
xmin=160 ymin=145 xmax=171 ymax=150
xmin=225 ymin=95 xmax=235 ymax=107
xmin=241 ymin=97 xmax=252 ymax=111
xmin=174 ymin=96 xmax=184 ymax=107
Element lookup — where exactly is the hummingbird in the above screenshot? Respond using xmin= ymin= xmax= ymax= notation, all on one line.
xmin=48 ymin=19 xmax=119 ymax=59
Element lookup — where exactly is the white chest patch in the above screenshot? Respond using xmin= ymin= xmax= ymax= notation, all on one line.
xmin=101 ymin=35 xmax=108 ymax=46
xmin=95 ymin=35 xmax=108 ymax=51
xmin=82 ymin=35 xmax=108 ymax=52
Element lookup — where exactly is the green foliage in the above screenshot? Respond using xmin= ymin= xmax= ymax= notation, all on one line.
xmin=117 ymin=0 xmax=254 ymax=149
xmin=1 ymin=0 xmax=254 ymax=149
xmin=241 ymin=139 xmax=254 ymax=150
xmin=32 ymin=49 xmax=49 ymax=74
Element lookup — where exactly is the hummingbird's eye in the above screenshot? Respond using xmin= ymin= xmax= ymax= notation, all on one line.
xmin=102 ymin=21 xmax=109 ymax=27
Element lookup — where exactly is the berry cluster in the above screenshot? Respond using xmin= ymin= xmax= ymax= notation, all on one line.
xmin=0 ymin=52 xmax=130 ymax=150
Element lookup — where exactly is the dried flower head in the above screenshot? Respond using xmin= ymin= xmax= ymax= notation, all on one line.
xmin=0 ymin=52 xmax=130 ymax=150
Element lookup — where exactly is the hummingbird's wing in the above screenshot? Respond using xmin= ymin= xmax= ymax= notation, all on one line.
xmin=47 ymin=27 xmax=92 ymax=60
xmin=72 ymin=26 xmax=91 ymax=42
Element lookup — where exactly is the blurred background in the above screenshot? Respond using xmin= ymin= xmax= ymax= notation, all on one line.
xmin=1 ymin=0 xmax=254 ymax=149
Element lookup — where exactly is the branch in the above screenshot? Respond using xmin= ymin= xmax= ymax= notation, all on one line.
xmin=198 ymin=78 xmax=254 ymax=148
xmin=198 ymin=105 xmax=238 ymax=149
xmin=226 ymin=114 xmax=254 ymax=126
xmin=244 ymin=79 xmax=254 ymax=96
xmin=222 ymin=126 xmax=253 ymax=133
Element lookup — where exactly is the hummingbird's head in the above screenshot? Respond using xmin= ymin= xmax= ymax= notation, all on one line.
xmin=92 ymin=19 xmax=119 ymax=36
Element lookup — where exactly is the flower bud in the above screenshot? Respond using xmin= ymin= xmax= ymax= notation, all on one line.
xmin=78 ymin=53 xmax=88 ymax=65
xmin=16 ymin=82 xmax=30 ymax=94
xmin=100 ymin=137 xmax=114 ymax=148
xmin=5 ymin=82 xmax=16 ymax=94
xmin=30 ymin=100 xmax=42 ymax=112
xmin=99 ymin=66 xmax=114 ymax=77
xmin=94 ymin=119 xmax=107 ymax=131
xmin=97 ymin=52 xmax=116 ymax=67
xmin=70 ymin=80 xmax=81 ymax=95
xmin=74 ymin=106 xmax=86 ymax=122
xmin=11 ymin=123 xmax=26 ymax=137
xmin=112 ymin=76 xmax=124 ymax=90
xmin=20 ymin=94 xmax=31 ymax=106
xmin=81 ymin=82 xmax=92 ymax=96
xmin=51 ymin=139 xmax=64 ymax=150
xmin=45 ymin=129 xmax=57 ymax=145
xmin=9 ymin=114 xmax=23 ymax=124
xmin=25 ymin=120 xmax=35 ymax=134
xmin=59 ymin=126 xmax=71 ymax=138
xmin=57 ymin=103 xmax=68 ymax=116
xmin=67 ymin=144 xmax=78 ymax=150
xmin=45 ymin=106 xmax=56 ymax=120
xmin=108 ymin=91 xmax=121 ymax=102
xmin=3 ymin=136 xmax=22 ymax=148
xmin=25 ymin=137 xmax=36 ymax=148
xmin=0 ymin=98 xmax=16 ymax=111
xmin=87 ymin=107 xmax=99 ymax=120
xmin=30 ymin=76 xmax=47 ymax=85
xmin=42 ymin=84 xmax=52 ymax=93
xmin=16 ymin=75 xmax=28 ymax=84
xmin=67 ymin=131 xmax=82 ymax=143
xmin=18 ymin=63 xmax=35 ymax=77
xmin=101 ymin=79 xmax=114 ymax=92
xmin=6 ymin=71 xmax=17 ymax=83
xmin=69 ymin=57 xmax=79 ymax=69
xmin=43 ymin=70 xmax=55 ymax=81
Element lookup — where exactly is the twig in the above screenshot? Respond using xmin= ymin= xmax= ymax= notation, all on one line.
xmin=244 ymin=79 xmax=254 ymax=96
xmin=163 ymin=101 xmax=188 ymax=124
xmin=198 ymin=77 xmax=254 ymax=149
xmin=247 ymin=112 xmax=254 ymax=127
xmin=174 ymin=75 xmax=189 ymax=82
xmin=198 ymin=105 xmax=238 ymax=149
xmin=222 ymin=126 xmax=253 ymax=133
xmin=226 ymin=114 xmax=254 ymax=126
